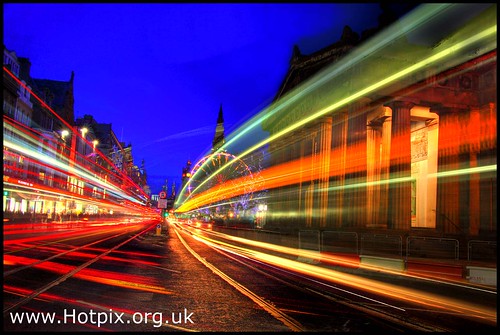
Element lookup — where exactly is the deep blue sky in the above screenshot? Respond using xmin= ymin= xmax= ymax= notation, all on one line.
xmin=4 ymin=3 xmax=387 ymax=195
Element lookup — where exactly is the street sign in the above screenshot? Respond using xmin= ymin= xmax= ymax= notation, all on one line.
xmin=159 ymin=191 xmax=167 ymax=199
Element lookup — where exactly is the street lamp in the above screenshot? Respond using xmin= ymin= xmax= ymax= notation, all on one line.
xmin=80 ymin=127 xmax=88 ymax=159
xmin=91 ymin=139 xmax=100 ymax=166
xmin=59 ymin=129 xmax=70 ymax=160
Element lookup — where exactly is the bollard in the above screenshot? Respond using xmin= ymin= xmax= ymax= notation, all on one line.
xmin=156 ymin=223 xmax=162 ymax=236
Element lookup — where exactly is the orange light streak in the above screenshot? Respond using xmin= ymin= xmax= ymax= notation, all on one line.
xmin=175 ymin=4 xmax=496 ymax=214
xmin=5 ymin=244 xmax=166 ymax=268
xmin=179 ymin=225 xmax=496 ymax=323
xmin=3 ymin=223 xmax=146 ymax=247
xmin=177 ymin=139 xmax=496 ymax=212
xmin=4 ymin=255 xmax=172 ymax=295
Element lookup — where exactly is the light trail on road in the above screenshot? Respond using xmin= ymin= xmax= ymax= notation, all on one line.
xmin=176 ymin=222 xmax=496 ymax=325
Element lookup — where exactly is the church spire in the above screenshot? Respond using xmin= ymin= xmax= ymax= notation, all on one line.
xmin=212 ymin=104 xmax=225 ymax=152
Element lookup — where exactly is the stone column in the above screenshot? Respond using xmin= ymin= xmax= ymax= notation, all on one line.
xmin=387 ymin=100 xmax=413 ymax=230
xmin=434 ymin=106 xmax=461 ymax=234
xmin=317 ymin=116 xmax=332 ymax=228
xmin=328 ymin=111 xmax=348 ymax=228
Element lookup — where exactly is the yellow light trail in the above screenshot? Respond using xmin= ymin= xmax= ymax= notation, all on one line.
xmin=176 ymin=151 xmax=496 ymax=212
xmin=183 ymin=225 xmax=496 ymax=293
xmin=182 ymin=225 xmax=496 ymax=323
xmin=176 ymin=3 xmax=496 ymax=211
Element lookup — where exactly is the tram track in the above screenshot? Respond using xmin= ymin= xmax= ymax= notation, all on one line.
xmin=3 ymin=220 xmax=159 ymax=316
xmin=4 ymin=231 xmax=129 ymax=277
xmin=174 ymin=225 xmax=306 ymax=332
xmin=214 ymin=249 xmax=449 ymax=332
xmin=4 ymin=219 xmax=495 ymax=332
xmin=173 ymin=222 xmax=494 ymax=332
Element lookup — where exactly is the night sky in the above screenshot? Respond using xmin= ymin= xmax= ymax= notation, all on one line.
xmin=4 ymin=3 xmax=392 ymax=195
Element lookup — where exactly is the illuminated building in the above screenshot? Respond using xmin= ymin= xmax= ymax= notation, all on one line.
xmin=3 ymin=47 xmax=77 ymax=218
xmin=3 ymin=46 xmax=32 ymax=127
xmin=261 ymin=4 xmax=496 ymax=237
xmin=3 ymin=47 xmax=153 ymax=221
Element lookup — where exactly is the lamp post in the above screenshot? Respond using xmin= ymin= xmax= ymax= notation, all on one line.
xmin=60 ymin=129 xmax=69 ymax=159
xmin=92 ymin=139 xmax=99 ymax=165
xmin=69 ymin=126 xmax=87 ymax=167
xmin=80 ymin=127 xmax=88 ymax=163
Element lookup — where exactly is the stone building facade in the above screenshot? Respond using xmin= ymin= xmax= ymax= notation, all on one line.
xmin=261 ymin=4 xmax=496 ymax=238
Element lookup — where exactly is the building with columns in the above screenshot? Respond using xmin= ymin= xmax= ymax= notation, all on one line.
xmin=261 ymin=4 xmax=496 ymax=238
